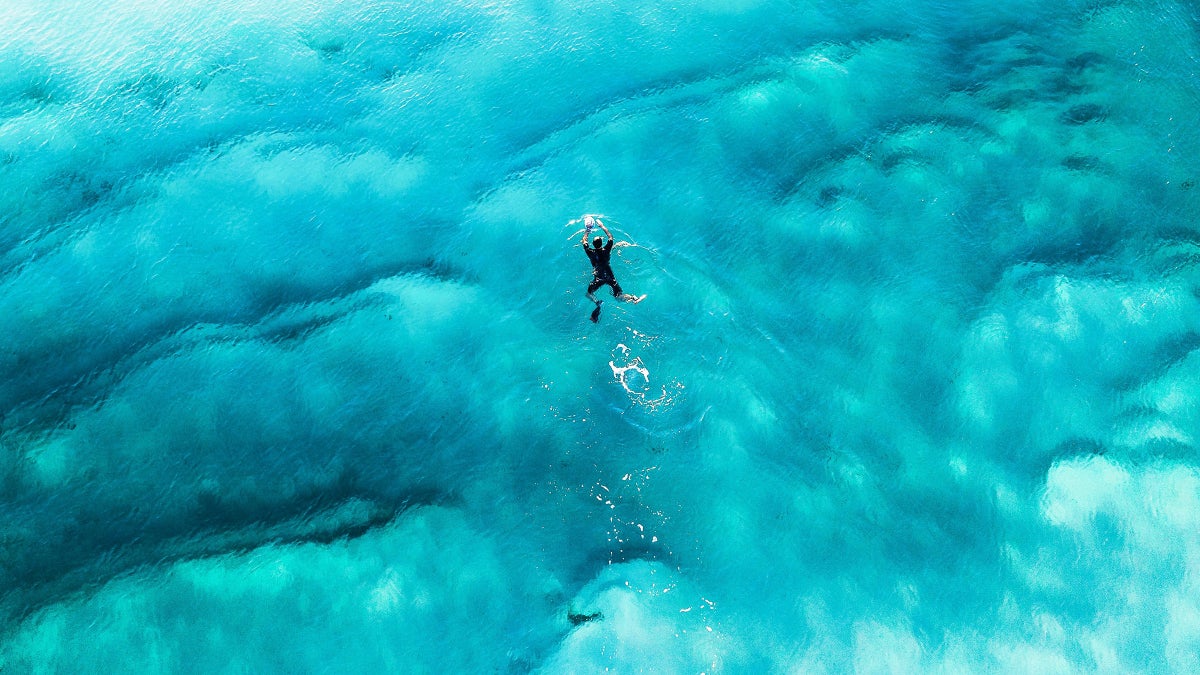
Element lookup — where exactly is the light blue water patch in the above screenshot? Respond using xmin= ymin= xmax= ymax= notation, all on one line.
xmin=2 ymin=0 xmax=1200 ymax=672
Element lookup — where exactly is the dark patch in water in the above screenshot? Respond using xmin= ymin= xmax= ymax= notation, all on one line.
xmin=817 ymin=185 xmax=842 ymax=206
xmin=310 ymin=40 xmax=346 ymax=59
xmin=40 ymin=170 xmax=118 ymax=214
xmin=117 ymin=72 xmax=184 ymax=110
xmin=986 ymin=87 xmax=1040 ymax=112
xmin=0 ymin=484 xmax=450 ymax=626
xmin=1066 ymin=51 xmax=1107 ymax=71
xmin=880 ymin=148 xmax=921 ymax=172
xmin=1017 ymin=220 xmax=1122 ymax=268
xmin=565 ymin=539 xmax=675 ymax=590
xmin=1146 ymin=331 xmax=1200 ymax=380
xmin=1062 ymin=154 xmax=1103 ymax=172
xmin=24 ymin=81 xmax=51 ymax=101
xmin=1060 ymin=102 xmax=1107 ymax=125
xmin=567 ymin=609 xmax=602 ymax=626
xmin=1107 ymin=331 xmax=1200 ymax=391
xmin=0 ymin=251 xmax=466 ymax=437
xmin=1050 ymin=437 xmax=1108 ymax=459
xmin=603 ymin=541 xmax=671 ymax=566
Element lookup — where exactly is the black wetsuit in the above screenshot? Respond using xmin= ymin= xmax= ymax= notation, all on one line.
xmin=584 ymin=239 xmax=622 ymax=296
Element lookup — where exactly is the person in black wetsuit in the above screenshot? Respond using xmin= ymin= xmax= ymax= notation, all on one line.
xmin=581 ymin=215 xmax=642 ymax=321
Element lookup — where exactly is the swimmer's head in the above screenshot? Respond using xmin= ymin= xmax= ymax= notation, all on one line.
xmin=593 ymin=237 xmax=604 ymax=248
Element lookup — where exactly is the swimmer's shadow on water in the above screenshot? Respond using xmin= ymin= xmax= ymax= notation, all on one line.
xmin=567 ymin=608 xmax=602 ymax=626
xmin=560 ymin=543 xmax=675 ymax=633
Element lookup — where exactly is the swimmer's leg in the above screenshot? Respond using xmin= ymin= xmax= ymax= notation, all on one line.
xmin=610 ymin=281 xmax=644 ymax=303
xmin=587 ymin=280 xmax=604 ymax=321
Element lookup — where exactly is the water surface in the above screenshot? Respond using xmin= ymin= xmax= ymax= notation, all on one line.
xmin=2 ymin=0 xmax=1199 ymax=671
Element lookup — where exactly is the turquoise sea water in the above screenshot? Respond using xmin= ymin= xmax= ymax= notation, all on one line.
xmin=2 ymin=0 xmax=1199 ymax=671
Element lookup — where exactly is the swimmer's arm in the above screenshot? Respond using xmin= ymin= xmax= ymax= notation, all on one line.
xmin=581 ymin=217 xmax=600 ymax=246
xmin=596 ymin=221 xmax=633 ymax=247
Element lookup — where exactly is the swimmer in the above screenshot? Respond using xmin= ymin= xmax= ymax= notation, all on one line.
xmin=581 ymin=215 xmax=644 ymax=322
